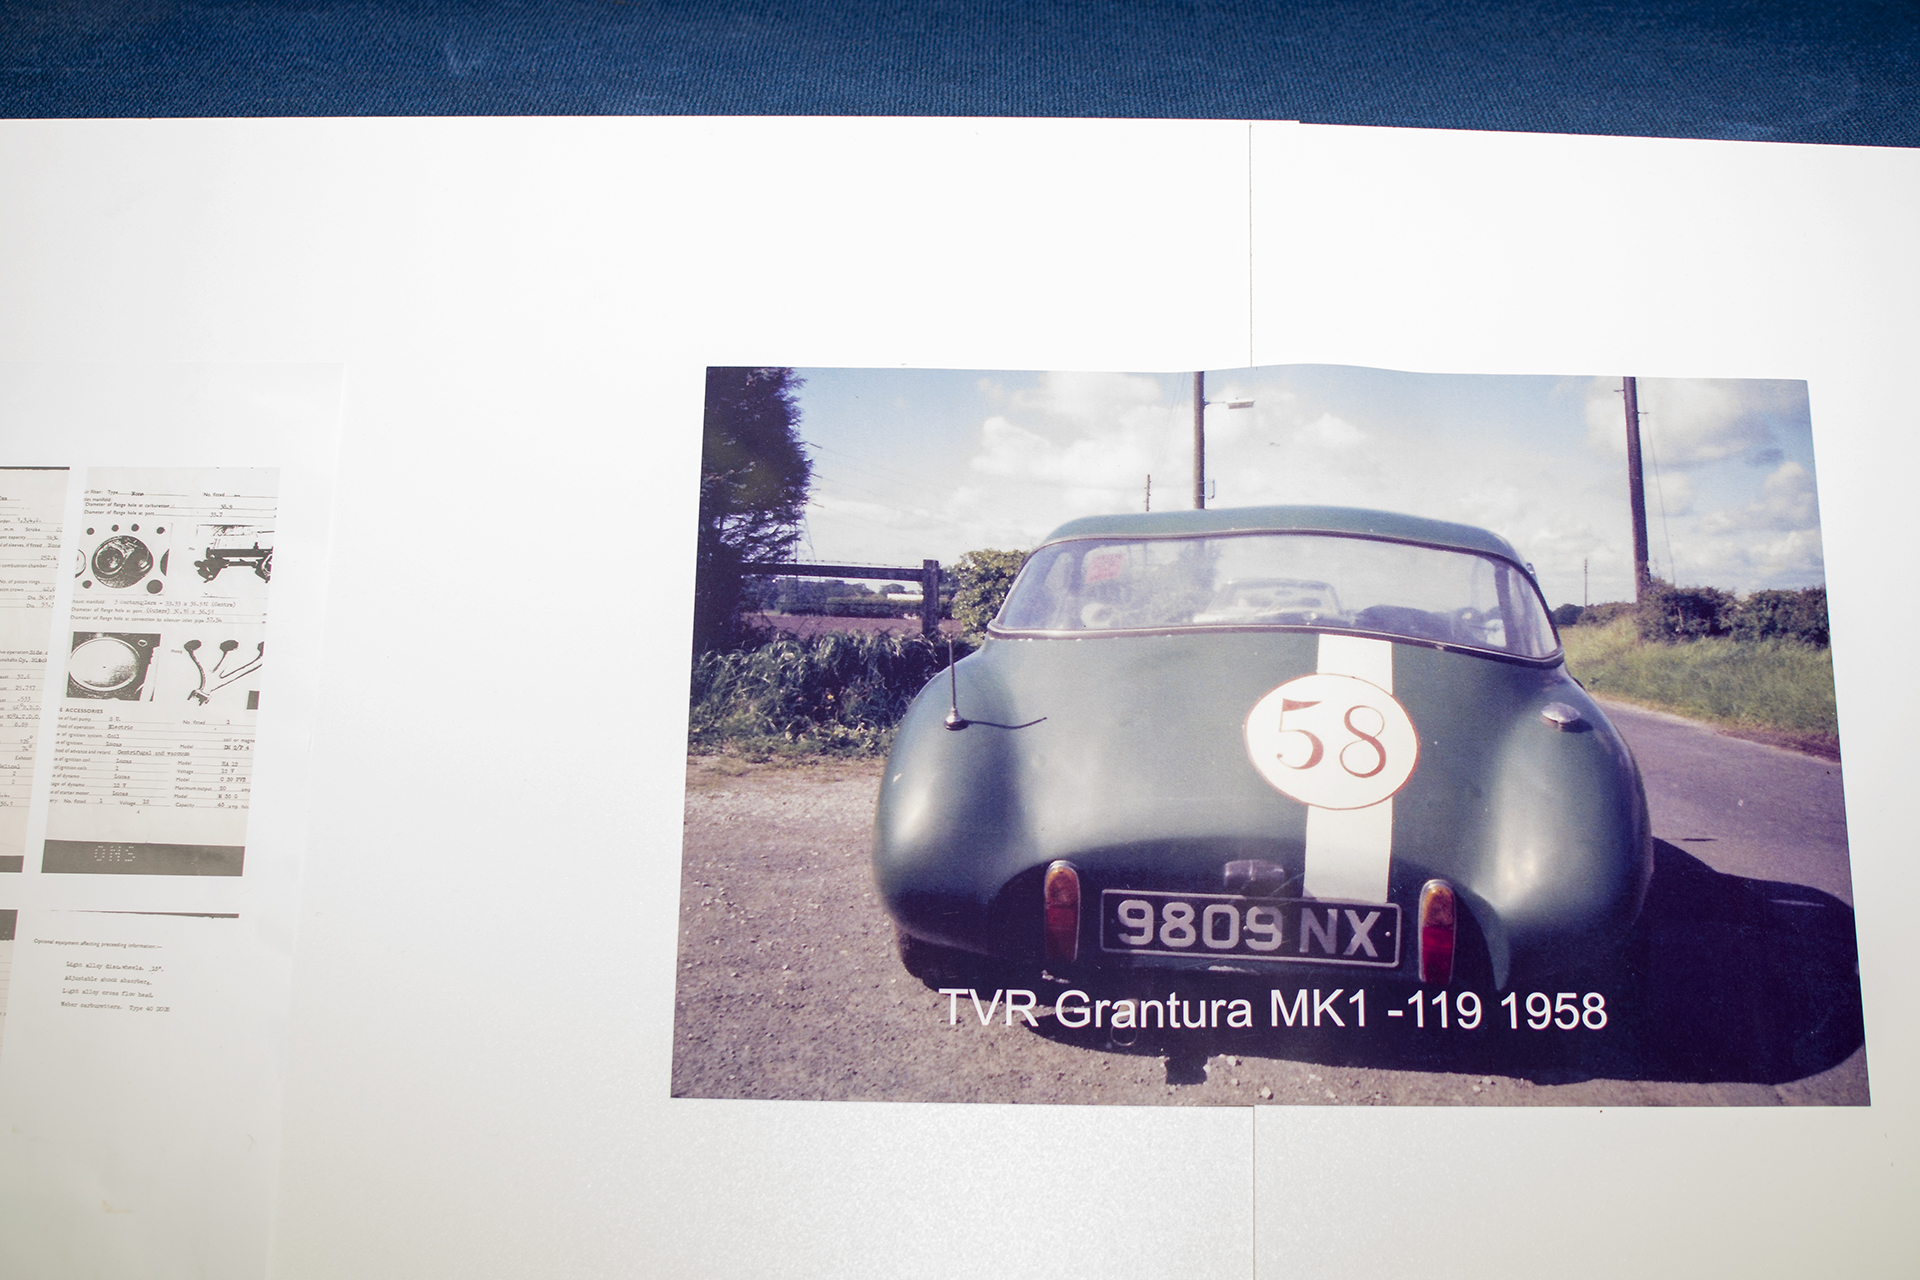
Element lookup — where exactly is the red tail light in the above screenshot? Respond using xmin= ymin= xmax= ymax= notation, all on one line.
xmin=1418 ymin=879 xmax=1456 ymax=985
xmin=1043 ymin=861 xmax=1080 ymax=964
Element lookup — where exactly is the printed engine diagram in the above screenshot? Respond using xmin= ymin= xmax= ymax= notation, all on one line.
xmin=76 ymin=522 xmax=171 ymax=595
xmin=182 ymin=638 xmax=264 ymax=705
xmin=192 ymin=523 xmax=272 ymax=583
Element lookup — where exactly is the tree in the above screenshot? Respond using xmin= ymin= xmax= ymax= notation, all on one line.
xmin=693 ymin=368 xmax=812 ymax=653
xmin=952 ymin=549 xmax=1030 ymax=637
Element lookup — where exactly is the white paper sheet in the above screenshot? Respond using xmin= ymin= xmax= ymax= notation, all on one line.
xmin=0 ymin=365 xmax=340 ymax=1280
xmin=0 ymin=468 xmax=67 ymax=867
xmin=0 ymin=117 xmax=1913 ymax=1278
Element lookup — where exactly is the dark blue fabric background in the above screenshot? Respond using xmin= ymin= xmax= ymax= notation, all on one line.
xmin=2 ymin=1 xmax=1915 ymax=146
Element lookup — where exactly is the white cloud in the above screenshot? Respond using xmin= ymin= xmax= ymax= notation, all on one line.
xmin=1672 ymin=522 xmax=1824 ymax=592
xmin=1644 ymin=470 xmax=1695 ymax=519
xmin=965 ymin=373 xmax=1190 ymax=514
xmin=1007 ymin=370 xmax=1167 ymax=419
xmin=1759 ymin=459 xmax=1819 ymax=528
xmin=1584 ymin=377 xmax=1805 ymax=466
xmin=1700 ymin=460 xmax=1819 ymax=535
xmin=1583 ymin=379 xmax=1630 ymax=450
xmin=971 ymin=415 xmax=1054 ymax=477
xmin=803 ymin=369 xmax=1822 ymax=602
xmin=951 ymin=374 xmax=1821 ymax=603
xmin=1292 ymin=412 xmax=1367 ymax=450
xmin=1747 ymin=525 xmax=1825 ymax=583
xmin=1643 ymin=462 xmax=1825 ymax=591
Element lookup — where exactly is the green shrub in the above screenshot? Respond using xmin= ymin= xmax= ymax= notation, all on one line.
xmin=1636 ymin=579 xmax=1736 ymax=642
xmin=1731 ymin=587 xmax=1829 ymax=647
xmin=952 ymin=549 xmax=1031 ymax=637
xmin=689 ymin=631 xmax=974 ymax=756
xmin=1597 ymin=581 xmax=1829 ymax=648
xmin=1551 ymin=603 xmax=1585 ymax=628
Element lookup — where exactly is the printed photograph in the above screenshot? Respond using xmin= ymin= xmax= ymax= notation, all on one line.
xmin=66 ymin=632 xmax=161 ymax=702
xmin=671 ymin=364 xmax=1861 ymax=1106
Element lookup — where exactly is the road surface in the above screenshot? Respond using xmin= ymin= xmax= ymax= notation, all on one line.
xmin=1600 ymin=699 xmax=1853 ymax=904
xmin=671 ymin=702 xmax=1865 ymax=1106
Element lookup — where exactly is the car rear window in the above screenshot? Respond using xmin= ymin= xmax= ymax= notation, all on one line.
xmin=993 ymin=532 xmax=1558 ymax=659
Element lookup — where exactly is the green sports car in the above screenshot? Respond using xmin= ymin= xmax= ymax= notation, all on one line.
xmin=874 ymin=505 xmax=1653 ymax=994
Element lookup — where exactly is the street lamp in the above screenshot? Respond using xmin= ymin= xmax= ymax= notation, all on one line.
xmin=1192 ymin=371 xmax=1254 ymax=509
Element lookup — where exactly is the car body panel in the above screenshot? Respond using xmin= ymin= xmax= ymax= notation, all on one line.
xmin=873 ymin=507 xmax=1653 ymax=990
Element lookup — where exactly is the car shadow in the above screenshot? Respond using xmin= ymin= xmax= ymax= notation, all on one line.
xmin=1026 ymin=841 xmax=1865 ymax=1091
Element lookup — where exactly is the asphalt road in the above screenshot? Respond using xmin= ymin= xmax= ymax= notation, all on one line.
xmin=1598 ymin=699 xmax=1853 ymax=904
xmin=671 ymin=702 xmax=1866 ymax=1106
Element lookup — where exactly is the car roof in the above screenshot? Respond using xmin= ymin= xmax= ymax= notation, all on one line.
xmin=1037 ymin=504 xmax=1527 ymax=564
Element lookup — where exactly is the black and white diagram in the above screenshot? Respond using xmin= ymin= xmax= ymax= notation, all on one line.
xmin=41 ymin=469 xmax=278 ymax=878
xmin=177 ymin=635 xmax=264 ymax=708
xmin=190 ymin=522 xmax=272 ymax=586
xmin=75 ymin=522 xmax=172 ymax=596
xmin=64 ymin=632 xmax=160 ymax=701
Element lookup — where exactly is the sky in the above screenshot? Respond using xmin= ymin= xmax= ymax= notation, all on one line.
xmin=782 ymin=364 xmax=1823 ymax=608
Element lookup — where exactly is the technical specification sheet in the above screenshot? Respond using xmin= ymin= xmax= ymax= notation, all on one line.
xmin=0 ymin=469 xmax=66 ymax=870
xmin=47 ymin=468 xmax=277 ymax=876
xmin=0 ymin=364 xmax=340 ymax=1280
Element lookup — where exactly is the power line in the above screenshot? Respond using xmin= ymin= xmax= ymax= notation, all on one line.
xmin=1641 ymin=406 xmax=1677 ymax=584
xmin=802 ymin=439 xmax=957 ymax=504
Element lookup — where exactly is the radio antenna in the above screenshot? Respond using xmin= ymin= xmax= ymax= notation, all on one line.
xmin=943 ymin=636 xmax=968 ymax=730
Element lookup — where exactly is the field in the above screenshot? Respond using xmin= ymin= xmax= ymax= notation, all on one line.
xmin=1561 ymin=618 xmax=1839 ymax=757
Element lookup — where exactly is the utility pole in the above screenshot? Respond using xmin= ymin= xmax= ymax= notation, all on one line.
xmin=1144 ymin=474 xmax=1152 ymax=512
xmin=1583 ymin=557 xmax=1589 ymax=608
xmin=1192 ymin=371 xmax=1206 ymax=509
xmin=1190 ymin=373 xmax=1253 ymax=510
xmin=1623 ymin=376 xmax=1651 ymax=602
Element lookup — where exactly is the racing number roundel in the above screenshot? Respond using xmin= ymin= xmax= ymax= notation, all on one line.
xmin=1244 ymin=673 xmax=1419 ymax=810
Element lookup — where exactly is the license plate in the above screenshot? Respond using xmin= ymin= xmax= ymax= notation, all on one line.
xmin=1098 ymin=889 xmax=1402 ymax=968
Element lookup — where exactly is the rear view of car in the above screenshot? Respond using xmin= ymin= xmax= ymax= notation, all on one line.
xmin=874 ymin=505 xmax=1652 ymax=996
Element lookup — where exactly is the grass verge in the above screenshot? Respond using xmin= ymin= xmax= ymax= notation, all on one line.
xmin=1561 ymin=618 xmax=1839 ymax=758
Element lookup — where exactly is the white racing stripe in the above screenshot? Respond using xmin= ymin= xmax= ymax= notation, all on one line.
xmin=1302 ymin=634 xmax=1396 ymax=902
xmin=1316 ymin=633 xmax=1393 ymax=691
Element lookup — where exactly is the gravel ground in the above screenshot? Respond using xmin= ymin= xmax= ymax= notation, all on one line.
xmin=670 ymin=755 xmax=1866 ymax=1106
